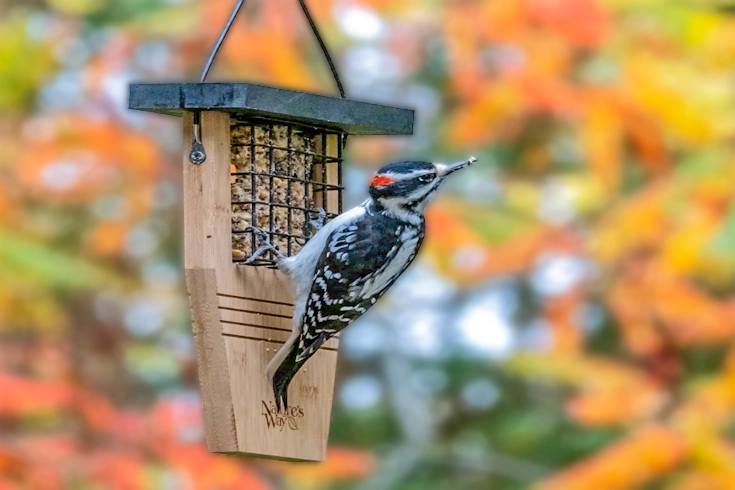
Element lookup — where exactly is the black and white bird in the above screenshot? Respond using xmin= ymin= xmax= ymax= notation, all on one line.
xmin=249 ymin=157 xmax=477 ymax=411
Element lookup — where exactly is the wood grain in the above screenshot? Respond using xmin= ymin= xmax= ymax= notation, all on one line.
xmin=187 ymin=268 xmax=238 ymax=453
xmin=184 ymin=113 xmax=238 ymax=454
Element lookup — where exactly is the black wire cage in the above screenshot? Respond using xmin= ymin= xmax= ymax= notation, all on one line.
xmin=230 ymin=118 xmax=344 ymax=267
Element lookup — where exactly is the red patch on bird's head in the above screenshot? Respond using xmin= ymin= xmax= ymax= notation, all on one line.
xmin=371 ymin=174 xmax=396 ymax=188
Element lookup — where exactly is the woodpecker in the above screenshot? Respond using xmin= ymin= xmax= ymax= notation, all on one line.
xmin=248 ymin=157 xmax=477 ymax=411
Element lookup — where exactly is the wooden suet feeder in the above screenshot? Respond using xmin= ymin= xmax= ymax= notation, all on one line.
xmin=128 ymin=0 xmax=413 ymax=462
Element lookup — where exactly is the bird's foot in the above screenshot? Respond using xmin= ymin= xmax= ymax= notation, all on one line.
xmin=242 ymin=227 xmax=285 ymax=265
xmin=310 ymin=208 xmax=328 ymax=231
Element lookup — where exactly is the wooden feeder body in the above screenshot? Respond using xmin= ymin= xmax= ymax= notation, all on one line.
xmin=129 ymin=83 xmax=414 ymax=462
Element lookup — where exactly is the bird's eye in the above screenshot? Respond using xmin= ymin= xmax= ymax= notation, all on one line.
xmin=418 ymin=174 xmax=434 ymax=183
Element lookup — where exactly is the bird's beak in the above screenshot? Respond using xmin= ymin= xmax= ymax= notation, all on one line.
xmin=435 ymin=156 xmax=477 ymax=177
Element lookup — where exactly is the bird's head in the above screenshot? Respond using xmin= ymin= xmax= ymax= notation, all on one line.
xmin=368 ymin=157 xmax=477 ymax=213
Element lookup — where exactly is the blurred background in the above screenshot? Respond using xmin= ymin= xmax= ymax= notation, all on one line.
xmin=2 ymin=0 xmax=735 ymax=488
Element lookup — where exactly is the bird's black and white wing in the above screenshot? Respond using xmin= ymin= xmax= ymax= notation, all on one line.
xmin=296 ymin=208 xmax=423 ymax=362
xmin=272 ymin=205 xmax=423 ymax=409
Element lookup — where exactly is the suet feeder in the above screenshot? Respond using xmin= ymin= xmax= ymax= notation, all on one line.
xmin=128 ymin=0 xmax=413 ymax=462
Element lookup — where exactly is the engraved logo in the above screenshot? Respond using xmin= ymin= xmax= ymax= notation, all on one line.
xmin=300 ymin=385 xmax=318 ymax=397
xmin=261 ymin=400 xmax=305 ymax=431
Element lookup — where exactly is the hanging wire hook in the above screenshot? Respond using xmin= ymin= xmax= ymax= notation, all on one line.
xmin=296 ymin=0 xmax=346 ymax=99
xmin=200 ymin=0 xmax=346 ymax=98
xmin=296 ymin=0 xmax=349 ymax=147
xmin=192 ymin=0 xmax=245 ymax=164
xmin=193 ymin=0 xmax=348 ymax=163
xmin=200 ymin=0 xmax=246 ymax=83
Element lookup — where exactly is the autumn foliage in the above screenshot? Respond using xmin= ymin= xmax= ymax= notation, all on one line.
xmin=2 ymin=0 xmax=735 ymax=489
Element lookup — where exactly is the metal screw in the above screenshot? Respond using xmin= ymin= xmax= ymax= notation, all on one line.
xmin=189 ymin=118 xmax=206 ymax=164
xmin=189 ymin=147 xmax=206 ymax=165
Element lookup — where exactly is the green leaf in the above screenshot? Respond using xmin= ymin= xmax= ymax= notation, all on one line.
xmin=0 ymin=228 xmax=116 ymax=291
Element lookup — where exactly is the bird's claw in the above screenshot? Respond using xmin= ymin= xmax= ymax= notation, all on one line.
xmin=310 ymin=208 xmax=328 ymax=231
xmin=242 ymin=226 xmax=285 ymax=264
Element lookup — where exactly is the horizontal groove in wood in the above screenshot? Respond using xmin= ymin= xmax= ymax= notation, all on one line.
xmin=221 ymin=319 xmax=290 ymax=334
xmin=218 ymin=319 xmax=339 ymax=340
xmin=222 ymin=332 xmax=339 ymax=353
xmin=216 ymin=295 xmax=339 ymax=339
xmin=217 ymin=292 xmax=294 ymax=308
xmin=218 ymin=306 xmax=292 ymax=320
xmin=219 ymin=309 xmax=292 ymax=331
xmin=222 ymin=321 xmax=339 ymax=350
xmin=218 ymin=295 xmax=294 ymax=318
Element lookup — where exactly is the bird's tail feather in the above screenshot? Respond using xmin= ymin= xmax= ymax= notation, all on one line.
xmin=272 ymin=343 xmax=307 ymax=412
xmin=265 ymin=330 xmax=299 ymax=384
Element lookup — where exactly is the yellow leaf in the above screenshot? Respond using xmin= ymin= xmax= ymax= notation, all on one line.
xmin=47 ymin=0 xmax=104 ymax=15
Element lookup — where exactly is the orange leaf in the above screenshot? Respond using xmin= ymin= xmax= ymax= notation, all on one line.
xmin=536 ymin=425 xmax=687 ymax=490
xmin=268 ymin=447 xmax=375 ymax=487
xmin=0 ymin=373 xmax=73 ymax=416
